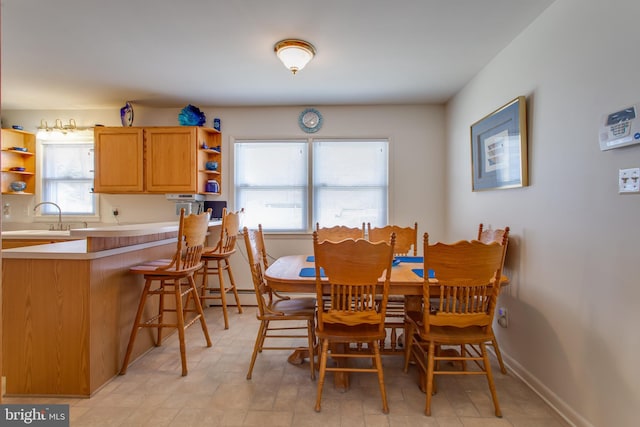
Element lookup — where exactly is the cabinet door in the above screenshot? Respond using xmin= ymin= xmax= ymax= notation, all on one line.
xmin=145 ymin=127 xmax=197 ymax=193
xmin=94 ymin=128 xmax=144 ymax=193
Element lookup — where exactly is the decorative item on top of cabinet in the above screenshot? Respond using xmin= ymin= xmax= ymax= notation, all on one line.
xmin=120 ymin=101 xmax=134 ymax=127
xmin=178 ymin=104 xmax=206 ymax=126
xmin=93 ymin=126 xmax=221 ymax=194
xmin=1 ymin=128 xmax=36 ymax=195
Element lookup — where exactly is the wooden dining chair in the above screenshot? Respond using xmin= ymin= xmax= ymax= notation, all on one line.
xmin=121 ymin=208 xmax=212 ymax=377
xmin=478 ymin=223 xmax=510 ymax=247
xmin=367 ymin=222 xmax=418 ymax=256
xmin=197 ymin=207 xmax=244 ymax=329
xmin=243 ymin=225 xmax=317 ymax=380
xmin=403 ymin=233 xmax=507 ymax=417
xmin=312 ymin=231 xmax=396 ymax=413
xmin=367 ymin=222 xmax=418 ymax=353
xmin=314 ymin=222 xmax=365 ymax=242
xmin=476 ymin=223 xmax=510 ymax=374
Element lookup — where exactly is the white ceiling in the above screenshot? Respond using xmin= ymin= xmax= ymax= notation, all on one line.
xmin=1 ymin=0 xmax=555 ymax=110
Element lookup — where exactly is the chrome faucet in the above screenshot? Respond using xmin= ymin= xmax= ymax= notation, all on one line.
xmin=33 ymin=201 xmax=64 ymax=230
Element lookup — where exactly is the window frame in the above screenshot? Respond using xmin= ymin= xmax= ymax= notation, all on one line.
xmin=35 ymin=130 xmax=100 ymax=223
xmin=234 ymin=138 xmax=389 ymax=233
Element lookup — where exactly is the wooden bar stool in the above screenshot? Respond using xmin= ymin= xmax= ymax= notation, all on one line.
xmin=197 ymin=207 xmax=244 ymax=329
xmin=120 ymin=208 xmax=212 ymax=377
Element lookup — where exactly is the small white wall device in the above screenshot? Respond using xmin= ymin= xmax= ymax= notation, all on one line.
xmin=599 ymin=104 xmax=640 ymax=151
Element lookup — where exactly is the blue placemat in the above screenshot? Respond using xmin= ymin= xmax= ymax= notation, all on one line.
xmin=411 ymin=268 xmax=435 ymax=278
xmin=308 ymin=256 xmax=400 ymax=266
xmin=396 ymin=256 xmax=423 ymax=263
xmin=299 ymin=267 xmax=325 ymax=277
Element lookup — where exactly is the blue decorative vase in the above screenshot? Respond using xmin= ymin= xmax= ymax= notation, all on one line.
xmin=178 ymin=104 xmax=206 ymax=126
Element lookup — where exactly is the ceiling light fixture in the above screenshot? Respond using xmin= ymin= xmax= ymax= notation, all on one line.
xmin=274 ymin=39 xmax=316 ymax=75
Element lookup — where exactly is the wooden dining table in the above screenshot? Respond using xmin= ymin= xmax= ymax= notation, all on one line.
xmin=264 ymin=254 xmax=426 ymax=296
xmin=265 ymin=254 xmax=420 ymax=390
xmin=264 ymin=254 xmax=510 ymax=391
xmin=265 ymin=253 xmax=509 ymax=296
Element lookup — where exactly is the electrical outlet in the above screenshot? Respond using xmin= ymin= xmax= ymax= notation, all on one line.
xmin=619 ymin=168 xmax=640 ymax=193
xmin=497 ymin=307 xmax=508 ymax=328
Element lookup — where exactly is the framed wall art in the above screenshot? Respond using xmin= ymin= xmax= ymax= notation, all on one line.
xmin=470 ymin=96 xmax=528 ymax=191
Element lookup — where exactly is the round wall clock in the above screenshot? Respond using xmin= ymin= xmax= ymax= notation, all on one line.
xmin=298 ymin=108 xmax=323 ymax=133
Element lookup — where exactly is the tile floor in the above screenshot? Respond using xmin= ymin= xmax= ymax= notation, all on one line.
xmin=2 ymin=307 xmax=570 ymax=426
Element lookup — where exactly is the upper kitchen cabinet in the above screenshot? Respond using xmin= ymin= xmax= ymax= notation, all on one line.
xmin=94 ymin=126 xmax=221 ymax=194
xmin=1 ymin=128 xmax=36 ymax=195
xmin=94 ymin=127 xmax=144 ymax=193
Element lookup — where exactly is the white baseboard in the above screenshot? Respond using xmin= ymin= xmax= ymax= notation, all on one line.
xmin=498 ymin=351 xmax=592 ymax=427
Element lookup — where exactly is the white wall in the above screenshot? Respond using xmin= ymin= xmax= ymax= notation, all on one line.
xmin=1 ymin=104 xmax=445 ymax=293
xmin=446 ymin=1 xmax=640 ymax=426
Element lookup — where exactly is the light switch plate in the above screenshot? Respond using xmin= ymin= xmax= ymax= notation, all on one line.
xmin=619 ymin=168 xmax=640 ymax=193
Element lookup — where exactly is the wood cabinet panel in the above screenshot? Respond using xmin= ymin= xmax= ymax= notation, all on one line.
xmin=1 ymin=242 xmax=176 ymax=396
xmin=94 ymin=127 xmax=144 ymax=192
xmin=3 ymin=259 xmax=92 ymax=395
xmin=145 ymin=127 xmax=197 ymax=192
xmin=93 ymin=126 xmax=222 ymax=194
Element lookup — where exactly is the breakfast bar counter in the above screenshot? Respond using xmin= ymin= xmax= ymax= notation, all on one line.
xmin=1 ymin=220 xmax=221 ymax=397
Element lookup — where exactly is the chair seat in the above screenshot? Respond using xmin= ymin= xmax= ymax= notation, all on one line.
xmin=201 ymin=248 xmax=236 ymax=259
xmin=405 ymin=311 xmax=493 ymax=345
xmin=266 ymin=297 xmax=316 ymax=317
xmin=316 ymin=323 xmax=385 ymax=342
xmin=130 ymin=261 xmax=204 ymax=277
xmin=417 ymin=325 xmax=494 ymax=345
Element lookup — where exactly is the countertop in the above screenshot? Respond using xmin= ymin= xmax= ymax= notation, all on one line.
xmin=1 ymin=220 xmax=222 ymax=260
xmin=1 ymin=230 xmax=81 ymax=240
xmin=69 ymin=221 xmax=190 ymax=238
xmin=2 ymin=220 xmax=221 ymax=239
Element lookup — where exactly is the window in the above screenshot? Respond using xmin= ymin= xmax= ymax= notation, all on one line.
xmin=313 ymin=140 xmax=388 ymax=228
xmin=235 ymin=140 xmax=308 ymax=231
xmin=235 ymin=139 xmax=388 ymax=232
xmin=37 ymin=129 xmax=97 ymax=217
